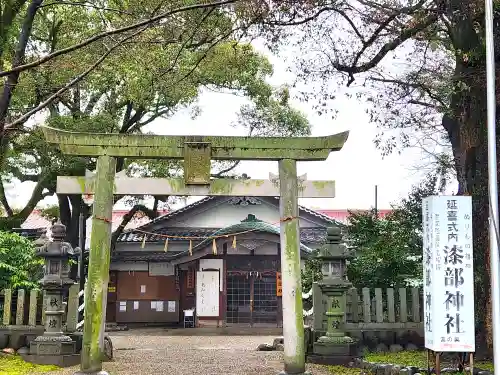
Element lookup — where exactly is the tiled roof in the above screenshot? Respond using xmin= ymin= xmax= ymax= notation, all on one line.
xmin=116 ymin=227 xmax=327 ymax=244
xmin=10 ymin=227 xmax=47 ymax=240
xmin=188 ymin=217 xmax=314 ymax=253
xmin=140 ymin=197 xmax=214 ymax=228
xmin=20 ymin=211 xmax=52 ymax=229
xmin=18 ymin=204 xmax=391 ymax=234
xmin=111 ymin=252 xmax=176 ymax=262
xmin=135 ymin=196 xmax=345 ymax=233
xmin=313 ymin=209 xmax=391 ymax=223
xmin=118 ymin=227 xmax=218 ymax=242
xmin=271 ymin=197 xmax=342 ymax=226
xmin=18 ymin=209 xmax=168 ymax=231
xmin=114 ymin=217 xmax=317 ymax=261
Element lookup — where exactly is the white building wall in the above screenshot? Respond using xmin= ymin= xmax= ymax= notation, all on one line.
xmin=166 ymin=200 xmax=319 ymax=229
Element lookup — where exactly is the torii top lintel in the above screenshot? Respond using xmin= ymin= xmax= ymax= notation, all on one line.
xmin=41 ymin=126 xmax=349 ymax=161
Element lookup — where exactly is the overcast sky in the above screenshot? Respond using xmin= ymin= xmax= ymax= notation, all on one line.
xmin=5 ymin=38 xmax=455 ymax=212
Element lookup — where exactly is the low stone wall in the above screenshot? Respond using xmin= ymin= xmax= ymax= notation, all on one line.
xmin=310 ymin=329 xmax=425 ymax=352
xmin=0 ymin=325 xmax=44 ymax=350
xmin=353 ymin=358 xmax=493 ymax=375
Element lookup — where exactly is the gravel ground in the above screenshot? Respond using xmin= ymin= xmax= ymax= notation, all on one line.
xmin=35 ymin=333 xmax=333 ymax=375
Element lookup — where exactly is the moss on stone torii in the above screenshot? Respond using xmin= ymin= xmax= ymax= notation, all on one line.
xmin=41 ymin=126 xmax=350 ymax=375
xmin=41 ymin=126 xmax=348 ymax=160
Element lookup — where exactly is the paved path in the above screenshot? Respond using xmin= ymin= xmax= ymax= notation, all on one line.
xmin=43 ymin=333 xmax=333 ymax=375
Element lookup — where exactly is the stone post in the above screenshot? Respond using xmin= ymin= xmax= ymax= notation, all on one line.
xmin=278 ymin=159 xmax=309 ymax=375
xmin=77 ymin=154 xmax=116 ymax=375
xmin=22 ymin=222 xmax=81 ymax=367
xmin=311 ymin=227 xmax=358 ymax=365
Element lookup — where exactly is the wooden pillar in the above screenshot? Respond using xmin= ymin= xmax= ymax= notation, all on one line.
xmin=278 ymin=159 xmax=307 ymax=375
xmin=80 ymin=155 xmax=116 ymax=374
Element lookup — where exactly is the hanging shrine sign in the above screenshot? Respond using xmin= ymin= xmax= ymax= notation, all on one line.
xmin=422 ymin=196 xmax=475 ymax=352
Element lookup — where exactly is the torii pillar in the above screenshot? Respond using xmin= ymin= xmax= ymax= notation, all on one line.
xmin=42 ymin=126 xmax=349 ymax=375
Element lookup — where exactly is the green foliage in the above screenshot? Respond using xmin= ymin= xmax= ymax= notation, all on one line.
xmin=0 ymin=232 xmax=43 ymax=290
xmin=346 ymin=174 xmax=442 ymax=288
xmin=0 ymin=2 xmax=312 ymax=234
xmin=326 ymin=351 xmax=494 ymax=374
xmin=237 ymin=87 xmax=311 ymax=137
xmin=301 ymin=248 xmax=322 ymax=292
xmin=364 ymin=351 xmax=493 ymax=372
xmin=327 ymin=365 xmax=362 ymax=374
xmin=0 ymin=354 xmax=59 ymax=374
xmin=38 ymin=205 xmax=60 ymax=223
xmin=346 ymin=209 xmax=420 ymax=288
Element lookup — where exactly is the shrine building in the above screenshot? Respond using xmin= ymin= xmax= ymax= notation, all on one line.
xmin=106 ymin=196 xmax=340 ymax=327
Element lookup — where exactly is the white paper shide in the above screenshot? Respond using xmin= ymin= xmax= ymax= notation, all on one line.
xmin=423 ymin=196 xmax=474 ymax=352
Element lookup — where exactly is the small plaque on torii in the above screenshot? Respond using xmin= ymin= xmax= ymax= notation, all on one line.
xmin=183 ymin=141 xmax=211 ymax=185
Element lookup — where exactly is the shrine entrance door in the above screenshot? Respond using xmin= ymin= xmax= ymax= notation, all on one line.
xmin=226 ymin=256 xmax=279 ymax=327
xmin=226 ymin=271 xmax=278 ymax=327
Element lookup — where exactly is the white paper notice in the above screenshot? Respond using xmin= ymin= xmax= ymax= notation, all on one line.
xmin=133 ymin=301 xmax=139 ymax=310
xmin=151 ymin=301 xmax=156 ymax=310
xmin=168 ymin=301 xmax=176 ymax=313
xmin=140 ymin=285 xmax=146 ymax=294
xmin=156 ymin=301 xmax=164 ymax=312
xmin=119 ymin=301 xmax=126 ymax=312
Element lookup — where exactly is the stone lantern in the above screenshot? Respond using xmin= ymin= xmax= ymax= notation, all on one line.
xmin=311 ymin=226 xmax=358 ymax=364
xmin=25 ymin=221 xmax=81 ymax=366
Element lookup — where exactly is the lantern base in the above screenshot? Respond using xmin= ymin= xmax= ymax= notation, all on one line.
xmin=309 ymin=340 xmax=359 ymax=365
xmin=22 ymin=336 xmax=79 ymax=367
xmin=20 ymin=353 xmax=81 ymax=368
xmin=278 ymin=371 xmax=312 ymax=375
xmin=74 ymin=371 xmax=109 ymax=375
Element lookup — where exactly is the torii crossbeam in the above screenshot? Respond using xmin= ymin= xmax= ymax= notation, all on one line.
xmin=42 ymin=126 xmax=349 ymax=375
xmin=56 ymin=172 xmax=336 ymax=197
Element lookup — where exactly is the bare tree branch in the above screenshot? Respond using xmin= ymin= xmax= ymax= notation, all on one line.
xmin=5 ymin=26 xmax=147 ymax=130
xmin=40 ymin=1 xmax=135 ymax=15
xmin=0 ymin=0 xmax=239 ymax=79
xmin=211 ymin=161 xmax=241 ymax=177
xmin=337 ymin=13 xmax=439 ymax=85
xmin=111 ymin=203 xmax=160 ymax=250
xmin=370 ymin=76 xmax=447 ymax=108
xmin=0 ymin=172 xmax=54 ymax=228
xmin=0 ymin=180 xmax=13 ymax=216
xmin=0 ymin=0 xmax=43 ymax=136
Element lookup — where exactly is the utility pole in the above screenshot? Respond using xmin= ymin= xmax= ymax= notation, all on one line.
xmin=485 ymin=1 xmax=500 ymax=374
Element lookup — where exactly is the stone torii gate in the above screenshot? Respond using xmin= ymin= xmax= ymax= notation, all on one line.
xmin=41 ymin=126 xmax=349 ymax=375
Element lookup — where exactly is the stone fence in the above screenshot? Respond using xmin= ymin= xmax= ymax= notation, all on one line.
xmin=304 ymin=284 xmax=424 ymax=350
xmin=0 ymin=285 xmax=80 ymax=350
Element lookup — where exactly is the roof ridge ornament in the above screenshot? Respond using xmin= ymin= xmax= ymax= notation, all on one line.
xmin=228 ymin=197 xmax=261 ymax=206
xmin=241 ymin=214 xmax=261 ymax=222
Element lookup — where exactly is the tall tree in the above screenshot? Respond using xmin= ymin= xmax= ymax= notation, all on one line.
xmin=257 ymin=0 xmax=496 ymax=351
xmin=346 ymin=173 xmax=444 ymax=288
xmin=0 ymin=0 xmax=285 ymax=152
xmin=0 ymin=1 xmax=311 ymax=245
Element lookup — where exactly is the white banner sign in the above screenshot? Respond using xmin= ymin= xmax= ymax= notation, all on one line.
xmin=196 ymin=271 xmax=219 ymax=317
xmin=423 ymin=196 xmax=475 ymax=352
